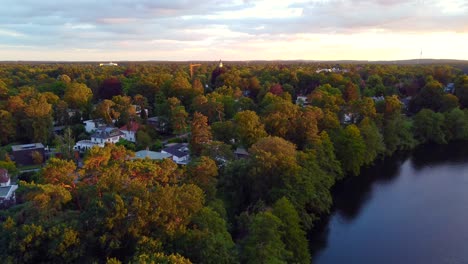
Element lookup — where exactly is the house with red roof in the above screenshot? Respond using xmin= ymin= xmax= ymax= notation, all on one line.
xmin=120 ymin=121 xmax=140 ymax=143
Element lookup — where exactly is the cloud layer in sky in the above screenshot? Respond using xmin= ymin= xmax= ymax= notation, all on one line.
xmin=0 ymin=0 xmax=467 ymax=61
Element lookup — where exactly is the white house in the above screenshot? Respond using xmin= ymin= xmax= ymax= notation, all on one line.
xmin=83 ymin=119 xmax=106 ymax=133
xmin=74 ymin=126 xmax=124 ymax=151
xmin=161 ymin=143 xmax=190 ymax=165
xmin=91 ymin=126 xmax=124 ymax=144
xmin=119 ymin=121 xmax=139 ymax=143
xmin=296 ymin=96 xmax=309 ymax=107
xmin=0 ymin=169 xmax=18 ymax=207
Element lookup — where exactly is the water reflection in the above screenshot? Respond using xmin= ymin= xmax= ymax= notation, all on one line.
xmin=310 ymin=141 xmax=468 ymax=263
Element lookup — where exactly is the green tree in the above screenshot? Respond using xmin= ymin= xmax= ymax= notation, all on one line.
xmin=241 ymin=211 xmax=291 ymax=264
xmin=333 ymin=125 xmax=366 ymax=176
xmin=233 ymin=110 xmax=267 ymax=147
xmin=413 ymin=108 xmax=446 ymax=144
xmin=177 ymin=207 xmax=237 ymax=264
xmin=444 ymin=108 xmax=468 ymax=141
xmin=272 ymin=197 xmax=310 ymax=264
xmin=358 ymin=118 xmax=385 ymax=165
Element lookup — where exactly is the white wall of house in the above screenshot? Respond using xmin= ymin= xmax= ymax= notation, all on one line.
xmin=121 ymin=130 xmax=136 ymax=142
xmin=0 ymin=178 xmax=10 ymax=187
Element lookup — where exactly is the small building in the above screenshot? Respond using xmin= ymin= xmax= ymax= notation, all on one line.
xmin=74 ymin=126 xmax=124 ymax=151
xmin=83 ymin=119 xmax=107 ymax=133
xmin=0 ymin=185 xmax=18 ymax=206
xmin=445 ymin=83 xmax=455 ymax=94
xmin=0 ymin=169 xmax=17 ymax=208
xmin=0 ymin=169 xmax=11 ymax=187
xmin=133 ymin=149 xmax=172 ymax=161
xmin=132 ymin=105 xmax=148 ymax=116
xmin=161 ymin=143 xmax=190 ymax=165
xmin=234 ymin=147 xmax=250 ymax=159
xmin=91 ymin=126 xmax=124 ymax=145
xmin=11 ymin=143 xmax=45 ymax=166
xmin=296 ymin=96 xmax=309 ymax=107
xmin=99 ymin=62 xmax=118 ymax=66
xmin=74 ymin=140 xmax=101 ymax=151
xmin=120 ymin=121 xmax=140 ymax=143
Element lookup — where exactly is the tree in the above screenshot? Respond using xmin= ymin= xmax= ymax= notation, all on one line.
xmin=455 ymin=75 xmax=468 ymax=107
xmin=383 ymin=95 xmax=403 ymax=118
xmin=444 ymin=108 xmax=468 ymax=141
xmin=41 ymin=158 xmax=77 ymax=188
xmin=332 ymin=125 xmax=366 ymax=176
xmin=211 ymin=121 xmax=235 ymax=144
xmin=272 ymin=197 xmax=310 ymax=264
xmin=440 ymin=94 xmax=459 ymax=112
xmin=249 ymin=137 xmax=299 ymax=202
xmin=24 ymin=94 xmax=53 ymax=143
xmin=55 ymin=127 xmax=76 ymax=160
xmin=358 ymin=118 xmax=385 ymax=165
xmin=98 ymin=77 xmax=123 ymax=100
xmin=410 ymin=78 xmax=444 ymax=112
xmin=136 ymin=130 xmax=152 ymax=150
xmin=0 ymin=110 xmax=15 ymax=144
xmin=94 ymin=100 xmax=118 ymax=124
xmin=187 ymin=157 xmax=218 ymax=200
xmin=383 ymin=115 xmax=416 ymax=155
xmin=413 ymin=108 xmax=446 ymax=144
xmin=241 ymin=211 xmax=291 ymax=264
xmin=233 ymin=110 xmax=267 ymax=147
xmin=314 ymin=131 xmax=343 ymax=180
xmin=343 ymin=82 xmax=360 ymax=102
xmin=171 ymin=106 xmax=189 ymax=135
xmin=63 ymin=82 xmax=92 ymax=109
xmin=177 ymin=207 xmax=237 ymax=264
xmin=190 ymin=112 xmax=212 ymax=156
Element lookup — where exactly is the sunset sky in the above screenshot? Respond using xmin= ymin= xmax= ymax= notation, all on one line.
xmin=0 ymin=0 xmax=467 ymax=61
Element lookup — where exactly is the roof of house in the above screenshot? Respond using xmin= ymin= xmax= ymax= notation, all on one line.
xmin=162 ymin=143 xmax=189 ymax=158
xmin=11 ymin=143 xmax=44 ymax=152
xmin=120 ymin=121 xmax=140 ymax=132
xmin=0 ymin=169 xmax=9 ymax=183
xmin=0 ymin=185 xmax=17 ymax=198
xmin=134 ymin=150 xmax=172 ymax=160
xmin=91 ymin=126 xmax=124 ymax=139
xmin=234 ymin=147 xmax=249 ymax=156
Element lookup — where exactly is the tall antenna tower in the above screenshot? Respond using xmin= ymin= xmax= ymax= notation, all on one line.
xmin=418 ymin=48 xmax=422 ymax=64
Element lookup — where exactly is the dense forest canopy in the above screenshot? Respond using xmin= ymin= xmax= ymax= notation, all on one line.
xmin=0 ymin=61 xmax=467 ymax=263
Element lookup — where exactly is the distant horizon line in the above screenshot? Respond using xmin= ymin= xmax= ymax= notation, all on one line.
xmin=1 ymin=58 xmax=468 ymax=63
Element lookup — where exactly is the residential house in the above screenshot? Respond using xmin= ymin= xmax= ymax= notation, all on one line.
xmin=161 ymin=143 xmax=190 ymax=165
xmin=296 ymin=96 xmax=309 ymax=107
xmin=11 ymin=143 xmax=45 ymax=166
xmin=74 ymin=126 xmax=124 ymax=151
xmin=83 ymin=119 xmax=107 ymax=133
xmin=445 ymin=83 xmax=455 ymax=94
xmin=120 ymin=121 xmax=140 ymax=143
xmin=234 ymin=147 xmax=250 ymax=159
xmin=0 ymin=169 xmax=18 ymax=207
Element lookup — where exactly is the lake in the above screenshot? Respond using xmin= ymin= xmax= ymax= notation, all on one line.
xmin=310 ymin=142 xmax=468 ymax=264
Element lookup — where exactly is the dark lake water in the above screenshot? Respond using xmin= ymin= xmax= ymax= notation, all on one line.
xmin=310 ymin=142 xmax=468 ymax=264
